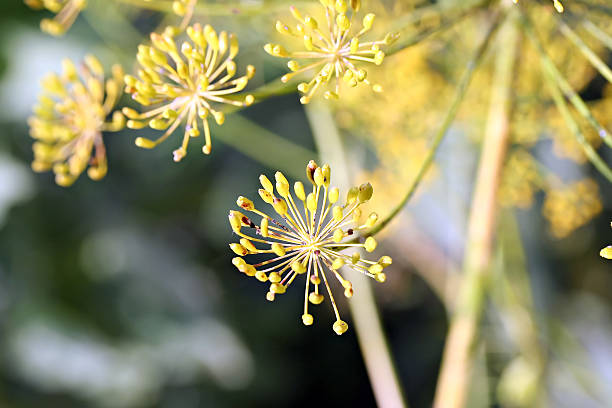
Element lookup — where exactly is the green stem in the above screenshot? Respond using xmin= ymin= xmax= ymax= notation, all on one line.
xmin=433 ymin=10 xmax=517 ymax=408
xmin=538 ymin=44 xmax=612 ymax=182
xmin=557 ymin=18 xmax=612 ymax=83
xmin=521 ymin=15 xmax=612 ymax=149
xmin=581 ymin=19 xmax=612 ymax=50
xmin=365 ymin=12 xmax=504 ymax=239
xmin=305 ymin=102 xmax=408 ymax=408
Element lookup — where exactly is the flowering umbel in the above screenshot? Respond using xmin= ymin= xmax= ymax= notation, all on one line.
xmin=29 ymin=56 xmax=125 ymax=187
xmin=228 ymin=160 xmax=391 ymax=335
xmin=24 ymin=0 xmax=86 ymax=36
xmin=265 ymin=0 xmax=399 ymax=104
xmin=123 ymin=24 xmax=255 ymax=162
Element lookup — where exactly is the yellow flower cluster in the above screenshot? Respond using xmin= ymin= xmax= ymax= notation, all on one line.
xmin=29 ymin=56 xmax=125 ymax=186
xmin=228 ymin=160 xmax=391 ymax=335
xmin=265 ymin=0 xmax=398 ymax=104
xmin=542 ymin=180 xmax=602 ymax=239
xmin=24 ymin=0 xmax=87 ymax=36
xmin=123 ymin=24 xmax=255 ymax=161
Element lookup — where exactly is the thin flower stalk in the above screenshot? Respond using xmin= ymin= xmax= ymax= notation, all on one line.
xmin=24 ymin=0 xmax=87 ymax=36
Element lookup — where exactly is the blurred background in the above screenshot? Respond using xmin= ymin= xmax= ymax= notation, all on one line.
xmin=0 ymin=0 xmax=611 ymax=407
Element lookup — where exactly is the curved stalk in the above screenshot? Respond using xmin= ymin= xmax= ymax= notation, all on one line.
xmin=305 ymin=102 xmax=408 ymax=408
xmin=433 ymin=11 xmax=518 ymax=408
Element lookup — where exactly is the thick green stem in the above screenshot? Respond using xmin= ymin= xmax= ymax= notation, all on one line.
xmin=433 ymin=11 xmax=518 ymax=408
xmin=305 ymin=102 xmax=408 ymax=408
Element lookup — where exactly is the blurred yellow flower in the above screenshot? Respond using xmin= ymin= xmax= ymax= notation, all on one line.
xmin=228 ymin=160 xmax=391 ymax=335
xmin=28 ymin=56 xmax=125 ymax=187
xmin=24 ymin=0 xmax=87 ymax=36
xmin=542 ymin=179 xmax=602 ymax=239
xmin=123 ymin=24 xmax=255 ymax=161
xmin=265 ymin=0 xmax=398 ymax=104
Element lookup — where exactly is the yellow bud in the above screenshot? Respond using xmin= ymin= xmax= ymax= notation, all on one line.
xmin=255 ymin=271 xmax=268 ymax=282
xmin=358 ymin=182 xmax=373 ymax=202
xmin=362 ymin=13 xmax=375 ymax=30
xmin=313 ymin=167 xmax=325 ymax=186
xmin=229 ymin=211 xmax=242 ymax=233
xmin=375 ymin=273 xmax=386 ymax=283
xmin=305 ymin=16 xmax=318 ymax=30
xmin=336 ymin=13 xmax=350 ymax=31
xmin=230 ymin=243 xmax=248 ymax=256
xmin=310 ymin=275 xmax=321 ymax=285
xmin=260 ymin=218 xmax=269 ymax=237
xmin=292 ymin=261 xmax=307 ymax=274
xmin=270 ymin=283 xmax=286 ymax=294
xmin=294 ymin=182 xmax=306 ymax=201
xmin=364 ymin=237 xmax=377 ymax=252
xmin=134 ymin=137 xmax=156 ymax=148
xmin=378 ymin=255 xmax=392 ymax=267
xmin=333 ymin=229 xmax=344 ymax=243
xmin=351 ymin=252 xmax=360 ymax=264
xmin=266 ymin=292 xmax=275 ymax=301
xmin=601 ymin=246 xmax=612 ymax=259
xmin=329 ymin=187 xmax=339 ymax=204
xmin=368 ymin=264 xmax=383 ymax=275
xmin=374 ymin=51 xmax=385 ymax=66
xmin=306 ymin=160 xmax=318 ymax=184
xmin=306 ymin=193 xmax=317 ymax=212
xmin=333 ymin=206 xmax=343 ymax=222
xmin=244 ymin=264 xmax=256 ymax=276
xmin=272 ymin=198 xmax=288 ymax=216
xmin=259 ymin=174 xmax=274 ymax=193
xmin=259 ymin=189 xmax=275 ymax=204
xmin=276 ymin=181 xmax=289 ymax=198
xmin=322 ymin=165 xmax=331 ymax=187
xmin=237 ymin=196 xmax=255 ymax=211
xmin=347 ymin=187 xmax=358 ymax=204
xmin=302 ymin=313 xmax=314 ymax=326
xmin=352 ymin=208 xmax=362 ymax=224
xmin=366 ymin=212 xmax=378 ymax=228
xmin=309 ymin=292 xmax=324 ymax=304
xmin=271 ymin=243 xmax=286 ymax=257
xmin=269 ymin=272 xmax=282 ymax=283
xmin=332 ymin=257 xmax=345 ymax=270
xmin=335 ymin=0 xmax=348 ymax=13
xmin=333 ymin=320 xmax=348 ymax=335
xmin=232 ymin=256 xmax=246 ymax=269
xmin=344 ymin=287 xmax=354 ymax=298
xmin=240 ymin=238 xmax=257 ymax=252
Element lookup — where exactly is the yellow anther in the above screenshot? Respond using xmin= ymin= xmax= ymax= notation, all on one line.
xmin=294 ymin=182 xmax=306 ymax=201
xmin=375 ymin=273 xmax=386 ymax=283
xmin=259 ymin=174 xmax=274 ymax=193
xmin=302 ymin=313 xmax=314 ymax=326
xmin=309 ymin=292 xmax=324 ymax=304
xmin=272 ymin=198 xmax=288 ymax=216
xmin=270 ymin=283 xmax=286 ymax=294
xmin=331 ymin=257 xmax=345 ymax=270
xmin=364 ymin=237 xmax=377 ymax=252
xmin=271 ymin=243 xmax=286 ymax=257
xmin=230 ymin=243 xmax=249 ymax=256
xmin=368 ymin=263 xmax=383 ymax=275
xmin=307 ymin=193 xmax=317 ymax=212
xmin=351 ymin=252 xmax=360 ymax=264
xmin=333 ymin=206 xmax=343 ymax=222
xmin=237 ymin=196 xmax=255 ymax=211
xmin=269 ymin=272 xmax=282 ymax=283
xmin=240 ymin=238 xmax=257 ymax=253
xmin=260 ymin=218 xmax=269 ymax=237
xmin=366 ymin=212 xmax=378 ymax=228
xmin=333 ymin=229 xmax=344 ymax=243
xmin=259 ymin=189 xmax=275 ymax=204
xmin=255 ymin=271 xmax=268 ymax=282
xmin=358 ymin=182 xmax=373 ymax=202
xmin=266 ymin=292 xmax=275 ymax=301
xmin=346 ymin=187 xmax=359 ymax=204
xmin=329 ymin=187 xmax=339 ymax=204
xmin=291 ymin=261 xmax=307 ymax=274
xmin=601 ymin=246 xmax=612 ymax=259
xmin=333 ymin=320 xmax=348 ymax=335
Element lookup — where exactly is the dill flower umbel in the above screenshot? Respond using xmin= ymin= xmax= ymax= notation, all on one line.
xmin=265 ymin=0 xmax=398 ymax=104
xmin=123 ymin=24 xmax=255 ymax=161
xmin=29 ymin=56 xmax=125 ymax=187
xmin=24 ymin=0 xmax=86 ymax=36
xmin=228 ymin=160 xmax=391 ymax=335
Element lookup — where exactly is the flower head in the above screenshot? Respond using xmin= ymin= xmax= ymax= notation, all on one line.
xmin=265 ymin=0 xmax=399 ymax=104
xmin=123 ymin=24 xmax=256 ymax=161
xmin=542 ymin=179 xmax=602 ymax=238
xmin=29 ymin=56 xmax=125 ymax=186
xmin=228 ymin=160 xmax=391 ymax=335
xmin=24 ymin=0 xmax=87 ymax=36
